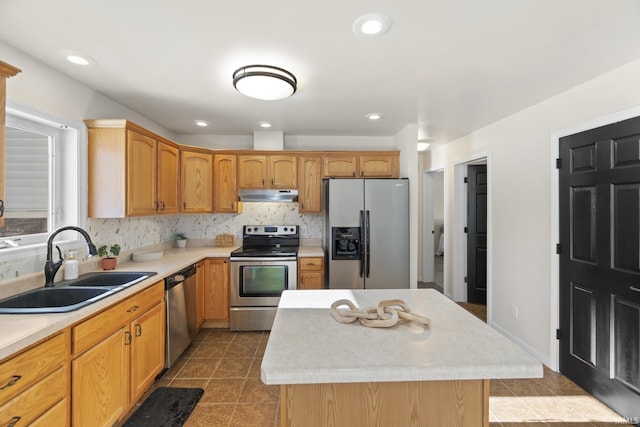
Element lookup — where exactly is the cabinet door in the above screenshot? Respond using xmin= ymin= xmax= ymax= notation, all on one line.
xmin=238 ymin=155 xmax=267 ymax=188
xmin=323 ymin=155 xmax=358 ymax=178
xmin=359 ymin=155 xmax=398 ymax=177
xmin=299 ymin=272 xmax=323 ymax=290
xmin=269 ymin=155 xmax=297 ymax=188
xmin=130 ymin=303 xmax=165 ymax=404
xmin=298 ymin=156 xmax=322 ymax=213
xmin=72 ymin=326 xmax=128 ymax=427
xmin=157 ymin=142 xmax=180 ymax=214
xmin=196 ymin=261 xmax=205 ymax=327
xmin=213 ymin=154 xmax=240 ymax=213
xmin=204 ymin=258 xmax=230 ymax=321
xmin=126 ymin=131 xmax=157 ymax=216
xmin=181 ymin=150 xmax=213 ymax=213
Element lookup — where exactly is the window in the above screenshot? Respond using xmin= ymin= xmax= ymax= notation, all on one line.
xmin=0 ymin=101 xmax=84 ymax=252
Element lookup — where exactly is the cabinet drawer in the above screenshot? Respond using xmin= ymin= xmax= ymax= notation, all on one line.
xmin=72 ymin=281 xmax=164 ymax=355
xmin=0 ymin=332 xmax=67 ymax=404
xmin=299 ymin=257 xmax=323 ymax=271
xmin=30 ymin=398 xmax=67 ymax=427
xmin=0 ymin=366 xmax=67 ymax=426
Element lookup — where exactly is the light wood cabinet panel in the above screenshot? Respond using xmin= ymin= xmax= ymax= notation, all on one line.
xmin=86 ymin=120 xmax=181 ymax=218
xmin=359 ymin=154 xmax=399 ymax=177
xmin=238 ymin=155 xmax=267 ymax=188
xmin=269 ymin=155 xmax=297 ymax=188
xmin=127 ymin=130 xmax=157 ymax=216
xmin=130 ymin=303 xmax=165 ymax=403
xmin=196 ymin=261 xmax=205 ymax=328
xmin=30 ymin=398 xmax=68 ymax=427
xmin=238 ymin=154 xmax=297 ymax=189
xmin=0 ymin=61 xmax=21 ymax=228
xmin=213 ymin=154 xmax=241 ymax=213
xmin=298 ymin=156 xmax=322 ymax=213
xmin=323 ymin=155 xmax=358 ymax=178
xmin=298 ymin=257 xmax=324 ymax=290
xmin=0 ymin=367 xmax=67 ymax=427
xmin=157 ymin=141 xmax=180 ymax=214
xmin=72 ymin=326 xmax=128 ymax=427
xmin=204 ymin=258 xmax=230 ymax=321
xmin=181 ymin=149 xmax=213 ymax=213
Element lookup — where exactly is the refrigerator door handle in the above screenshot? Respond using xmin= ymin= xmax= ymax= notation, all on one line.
xmin=359 ymin=210 xmax=365 ymax=277
xmin=366 ymin=210 xmax=371 ymax=278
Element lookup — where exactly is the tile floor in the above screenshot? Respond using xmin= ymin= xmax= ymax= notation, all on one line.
xmin=123 ymin=317 xmax=632 ymax=426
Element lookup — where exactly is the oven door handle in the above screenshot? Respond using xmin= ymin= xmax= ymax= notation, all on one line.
xmin=230 ymin=256 xmax=297 ymax=262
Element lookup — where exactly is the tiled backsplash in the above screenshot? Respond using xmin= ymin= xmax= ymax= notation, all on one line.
xmin=0 ymin=203 xmax=322 ymax=283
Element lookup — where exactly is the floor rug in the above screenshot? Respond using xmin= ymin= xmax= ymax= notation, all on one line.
xmin=123 ymin=387 xmax=204 ymax=426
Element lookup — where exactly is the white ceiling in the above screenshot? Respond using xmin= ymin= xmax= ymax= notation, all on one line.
xmin=2 ymin=0 xmax=640 ymax=144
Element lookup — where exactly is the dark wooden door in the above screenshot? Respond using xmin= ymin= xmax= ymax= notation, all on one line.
xmin=467 ymin=165 xmax=487 ymax=304
xmin=559 ymin=116 xmax=640 ymax=420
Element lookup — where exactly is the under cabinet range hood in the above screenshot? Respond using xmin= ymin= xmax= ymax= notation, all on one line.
xmin=238 ymin=189 xmax=298 ymax=202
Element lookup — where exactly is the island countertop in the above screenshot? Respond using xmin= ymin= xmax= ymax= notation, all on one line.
xmin=261 ymin=289 xmax=542 ymax=385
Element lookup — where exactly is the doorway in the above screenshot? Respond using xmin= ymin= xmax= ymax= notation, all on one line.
xmin=422 ymin=170 xmax=444 ymax=292
xmin=558 ymin=115 xmax=640 ymax=420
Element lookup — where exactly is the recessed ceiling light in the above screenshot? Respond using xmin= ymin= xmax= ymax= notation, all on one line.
xmin=353 ymin=13 xmax=392 ymax=37
xmin=60 ymin=50 xmax=95 ymax=66
xmin=258 ymin=121 xmax=272 ymax=128
xmin=195 ymin=120 xmax=209 ymax=127
xmin=365 ymin=113 xmax=383 ymax=121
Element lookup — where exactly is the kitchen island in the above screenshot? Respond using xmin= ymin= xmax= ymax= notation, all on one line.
xmin=261 ymin=289 xmax=542 ymax=426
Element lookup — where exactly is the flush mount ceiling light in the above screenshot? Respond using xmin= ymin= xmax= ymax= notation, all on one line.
xmin=353 ymin=13 xmax=392 ymax=37
xmin=195 ymin=120 xmax=209 ymax=127
xmin=232 ymin=65 xmax=297 ymax=100
xmin=258 ymin=121 xmax=272 ymax=128
xmin=365 ymin=113 xmax=384 ymax=121
xmin=417 ymin=139 xmax=432 ymax=151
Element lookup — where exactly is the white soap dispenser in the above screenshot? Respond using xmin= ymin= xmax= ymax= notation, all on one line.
xmin=64 ymin=250 xmax=79 ymax=280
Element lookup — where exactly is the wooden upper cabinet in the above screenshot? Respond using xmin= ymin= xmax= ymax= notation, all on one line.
xmin=298 ymin=156 xmax=322 ymax=213
xmin=323 ymin=155 xmax=358 ymax=178
xmin=213 ymin=154 xmax=241 ymax=213
xmin=86 ymin=120 xmax=180 ymax=218
xmin=181 ymin=149 xmax=213 ymax=213
xmin=269 ymin=155 xmax=297 ymax=188
xmin=0 ymin=61 xmax=21 ymax=228
xmin=238 ymin=154 xmax=297 ymax=189
xmin=359 ymin=154 xmax=399 ymax=178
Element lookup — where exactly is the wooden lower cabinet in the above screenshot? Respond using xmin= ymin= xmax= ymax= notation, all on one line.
xmin=203 ymin=258 xmax=230 ymax=324
xmin=298 ymin=257 xmax=324 ymax=290
xmin=0 ymin=332 xmax=68 ymax=426
xmin=196 ymin=260 xmax=205 ymax=328
xmin=71 ymin=282 xmax=165 ymax=426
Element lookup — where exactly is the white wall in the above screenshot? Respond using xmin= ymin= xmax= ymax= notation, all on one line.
xmin=426 ymin=57 xmax=640 ymax=367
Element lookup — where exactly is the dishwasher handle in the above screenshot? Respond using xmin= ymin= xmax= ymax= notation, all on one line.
xmin=164 ymin=264 xmax=197 ymax=290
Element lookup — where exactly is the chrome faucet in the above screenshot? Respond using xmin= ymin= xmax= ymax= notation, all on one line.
xmin=44 ymin=226 xmax=98 ymax=287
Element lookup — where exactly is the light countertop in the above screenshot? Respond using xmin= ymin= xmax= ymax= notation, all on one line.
xmin=0 ymin=246 xmax=237 ymax=360
xmin=297 ymin=246 xmax=324 ymax=257
xmin=261 ymin=289 xmax=543 ymax=385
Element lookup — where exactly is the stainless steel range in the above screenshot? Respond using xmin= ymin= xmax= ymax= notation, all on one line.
xmin=230 ymin=225 xmax=299 ymax=331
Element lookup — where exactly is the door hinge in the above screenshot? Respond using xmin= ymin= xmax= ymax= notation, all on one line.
xmin=556 ymin=158 xmax=562 ymax=169
xmin=556 ymin=329 xmax=561 ymax=340
xmin=464 ymin=227 xmax=468 ymax=233
xmin=464 ymin=177 xmax=468 ymax=184
xmin=556 ymin=243 xmax=562 ymax=254
xmin=464 ymin=276 xmax=468 ymax=283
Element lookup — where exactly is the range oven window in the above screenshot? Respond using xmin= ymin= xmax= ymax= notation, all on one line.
xmin=239 ymin=265 xmax=288 ymax=297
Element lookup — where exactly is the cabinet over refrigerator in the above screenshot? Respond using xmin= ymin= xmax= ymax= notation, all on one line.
xmin=324 ymin=178 xmax=409 ymax=289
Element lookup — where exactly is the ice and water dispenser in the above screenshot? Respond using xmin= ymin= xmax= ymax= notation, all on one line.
xmin=331 ymin=227 xmax=361 ymax=260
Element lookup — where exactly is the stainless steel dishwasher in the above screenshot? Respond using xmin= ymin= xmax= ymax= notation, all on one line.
xmin=164 ymin=264 xmax=197 ymax=368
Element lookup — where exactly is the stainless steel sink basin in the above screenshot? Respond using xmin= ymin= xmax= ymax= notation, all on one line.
xmin=62 ymin=271 xmax=156 ymax=288
xmin=0 ymin=287 xmax=114 ymax=314
xmin=0 ymin=271 xmax=157 ymax=314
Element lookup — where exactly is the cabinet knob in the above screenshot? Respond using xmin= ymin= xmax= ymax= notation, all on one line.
xmin=127 ymin=305 xmax=139 ymax=313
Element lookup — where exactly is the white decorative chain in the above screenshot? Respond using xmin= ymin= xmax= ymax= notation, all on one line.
xmin=330 ymin=299 xmax=431 ymax=328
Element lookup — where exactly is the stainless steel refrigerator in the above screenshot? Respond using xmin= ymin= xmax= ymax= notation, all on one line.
xmin=324 ymin=178 xmax=409 ymax=289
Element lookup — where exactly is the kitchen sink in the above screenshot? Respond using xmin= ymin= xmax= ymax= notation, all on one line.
xmin=0 ymin=287 xmax=114 ymax=314
xmin=61 ymin=271 xmax=156 ymax=288
xmin=0 ymin=271 xmax=157 ymax=314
